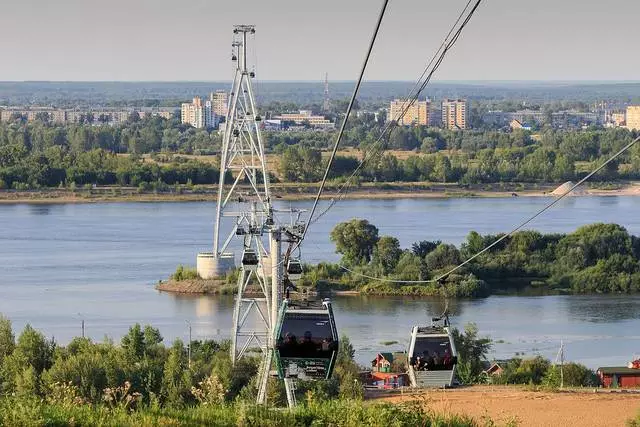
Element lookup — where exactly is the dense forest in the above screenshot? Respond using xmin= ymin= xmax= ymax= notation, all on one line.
xmin=0 ymin=112 xmax=639 ymax=190
xmin=303 ymin=220 xmax=640 ymax=297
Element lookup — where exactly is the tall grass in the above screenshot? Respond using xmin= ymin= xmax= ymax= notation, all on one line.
xmin=0 ymin=397 xmax=477 ymax=427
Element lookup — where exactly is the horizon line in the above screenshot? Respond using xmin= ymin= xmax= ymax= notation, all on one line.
xmin=2 ymin=79 xmax=640 ymax=85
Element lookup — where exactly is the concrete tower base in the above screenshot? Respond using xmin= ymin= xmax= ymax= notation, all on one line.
xmin=197 ymin=252 xmax=235 ymax=279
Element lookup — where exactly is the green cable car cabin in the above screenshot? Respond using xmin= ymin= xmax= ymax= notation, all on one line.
xmin=274 ymin=299 xmax=339 ymax=380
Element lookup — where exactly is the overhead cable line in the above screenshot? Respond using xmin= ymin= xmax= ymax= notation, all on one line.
xmin=297 ymin=0 xmax=390 ymax=246
xmin=307 ymin=0 xmax=483 ymax=227
xmin=339 ymin=134 xmax=640 ymax=284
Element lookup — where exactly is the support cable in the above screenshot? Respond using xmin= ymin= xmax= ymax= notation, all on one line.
xmin=298 ymin=0 xmax=390 ymax=245
xmin=339 ymin=134 xmax=640 ymax=284
xmin=308 ymin=0 xmax=483 ymax=227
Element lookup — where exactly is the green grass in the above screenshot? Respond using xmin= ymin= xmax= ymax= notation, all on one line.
xmin=0 ymin=398 xmax=477 ymax=427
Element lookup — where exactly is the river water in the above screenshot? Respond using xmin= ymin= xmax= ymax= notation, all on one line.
xmin=1 ymin=196 xmax=639 ymax=368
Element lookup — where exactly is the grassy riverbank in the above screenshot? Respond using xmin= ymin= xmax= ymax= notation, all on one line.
xmin=2 ymin=181 xmax=640 ymax=204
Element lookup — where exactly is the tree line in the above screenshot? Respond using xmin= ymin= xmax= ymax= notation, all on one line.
xmin=2 ymin=114 xmax=640 ymax=190
xmin=303 ymin=219 xmax=640 ymax=297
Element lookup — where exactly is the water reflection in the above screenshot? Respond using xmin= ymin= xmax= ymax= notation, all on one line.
xmin=564 ymin=295 xmax=640 ymax=323
xmin=28 ymin=204 xmax=53 ymax=215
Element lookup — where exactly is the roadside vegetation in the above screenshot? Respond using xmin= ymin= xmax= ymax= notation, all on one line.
xmin=300 ymin=220 xmax=640 ymax=297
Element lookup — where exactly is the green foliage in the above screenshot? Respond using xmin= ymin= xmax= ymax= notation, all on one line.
xmin=451 ymin=323 xmax=492 ymax=385
xmin=330 ymin=218 xmax=379 ymax=265
xmin=278 ymin=145 xmax=323 ymax=182
xmin=171 ymin=265 xmax=200 ymax=281
xmin=492 ymin=358 xmax=599 ymax=388
xmin=0 ymin=315 xmax=14 ymax=365
xmin=321 ymin=219 xmax=640 ymax=297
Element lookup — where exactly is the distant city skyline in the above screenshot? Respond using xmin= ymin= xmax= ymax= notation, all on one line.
xmin=1 ymin=0 xmax=639 ymax=82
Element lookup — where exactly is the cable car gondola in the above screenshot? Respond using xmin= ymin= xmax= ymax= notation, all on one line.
xmin=407 ymin=314 xmax=457 ymax=388
xmin=286 ymin=258 xmax=303 ymax=281
xmin=274 ymin=299 xmax=338 ymax=380
xmin=241 ymin=248 xmax=259 ymax=271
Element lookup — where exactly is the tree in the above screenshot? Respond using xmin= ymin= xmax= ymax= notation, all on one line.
xmin=451 ymin=323 xmax=492 ymax=384
xmin=161 ymin=340 xmax=191 ymax=406
xmin=12 ymin=324 xmax=55 ymax=374
xmin=0 ymin=314 xmax=14 ymax=364
xmin=424 ymin=243 xmax=461 ymax=272
xmin=373 ymin=236 xmax=402 ymax=274
xmin=121 ymin=324 xmax=145 ymax=360
xmin=330 ymin=219 xmax=379 ymax=265
xmin=412 ymin=240 xmax=441 ymax=258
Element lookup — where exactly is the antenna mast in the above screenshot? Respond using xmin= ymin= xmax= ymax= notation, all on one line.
xmin=323 ymin=72 xmax=330 ymax=112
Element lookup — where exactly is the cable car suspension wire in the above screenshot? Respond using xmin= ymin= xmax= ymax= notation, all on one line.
xmin=307 ymin=0 xmax=483 ymax=228
xmin=297 ymin=0 xmax=390 ymax=248
xmin=339 ymin=134 xmax=640 ymax=284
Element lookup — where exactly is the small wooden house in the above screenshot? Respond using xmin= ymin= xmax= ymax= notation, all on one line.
xmin=371 ymin=352 xmax=393 ymax=373
xmin=597 ymin=367 xmax=640 ymax=388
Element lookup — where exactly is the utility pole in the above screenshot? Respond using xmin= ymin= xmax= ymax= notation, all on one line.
xmin=560 ymin=340 xmax=564 ymax=389
xmin=186 ymin=320 xmax=192 ymax=370
xmin=78 ymin=313 xmax=85 ymax=338
xmin=555 ymin=340 xmax=564 ymax=388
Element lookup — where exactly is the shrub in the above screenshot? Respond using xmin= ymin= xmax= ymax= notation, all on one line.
xmin=170 ymin=265 xmax=199 ymax=281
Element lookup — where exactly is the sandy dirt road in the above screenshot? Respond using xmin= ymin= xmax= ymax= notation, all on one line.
xmin=375 ymin=386 xmax=640 ymax=427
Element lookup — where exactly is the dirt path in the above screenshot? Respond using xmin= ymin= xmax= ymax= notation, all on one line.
xmin=375 ymin=386 xmax=640 ymax=427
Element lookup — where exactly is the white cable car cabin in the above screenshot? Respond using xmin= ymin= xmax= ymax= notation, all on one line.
xmin=286 ymin=258 xmax=303 ymax=281
xmin=241 ymin=248 xmax=259 ymax=271
xmin=274 ymin=299 xmax=338 ymax=381
xmin=407 ymin=317 xmax=458 ymax=388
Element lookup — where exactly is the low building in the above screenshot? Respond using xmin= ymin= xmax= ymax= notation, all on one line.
xmin=597 ymin=366 xmax=640 ymax=388
xmin=273 ymin=110 xmax=334 ymax=129
xmin=510 ymin=119 xmax=532 ymax=131
xmin=371 ymin=353 xmax=393 ymax=373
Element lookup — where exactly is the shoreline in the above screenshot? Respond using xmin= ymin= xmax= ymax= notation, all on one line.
xmin=1 ymin=182 xmax=639 ymax=204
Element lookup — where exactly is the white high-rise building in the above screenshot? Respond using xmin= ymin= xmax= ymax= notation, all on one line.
xmin=441 ymin=99 xmax=469 ymax=130
xmin=210 ymin=90 xmax=228 ymax=118
xmin=181 ymin=96 xmax=215 ymax=129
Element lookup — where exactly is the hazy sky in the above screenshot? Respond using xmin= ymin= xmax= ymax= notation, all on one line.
xmin=1 ymin=0 xmax=639 ymax=82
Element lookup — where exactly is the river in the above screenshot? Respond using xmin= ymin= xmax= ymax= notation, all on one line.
xmin=1 ymin=196 xmax=639 ymax=368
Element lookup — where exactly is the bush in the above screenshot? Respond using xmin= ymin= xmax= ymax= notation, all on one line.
xmin=170 ymin=265 xmax=199 ymax=281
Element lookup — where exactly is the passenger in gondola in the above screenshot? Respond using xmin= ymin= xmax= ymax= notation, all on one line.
xmin=321 ymin=337 xmax=332 ymax=354
xmin=301 ymin=331 xmax=316 ymax=357
xmin=443 ymin=349 xmax=452 ymax=369
xmin=282 ymin=332 xmax=297 ymax=356
xmin=433 ymin=351 xmax=441 ymax=369
xmin=413 ymin=356 xmax=423 ymax=371
xmin=423 ymin=351 xmax=434 ymax=370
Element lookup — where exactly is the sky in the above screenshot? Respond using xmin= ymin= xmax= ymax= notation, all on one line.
xmin=0 ymin=0 xmax=639 ymax=82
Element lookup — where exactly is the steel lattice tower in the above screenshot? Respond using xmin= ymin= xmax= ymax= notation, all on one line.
xmin=196 ymin=25 xmax=276 ymax=374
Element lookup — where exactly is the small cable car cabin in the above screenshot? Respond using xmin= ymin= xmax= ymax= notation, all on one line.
xmin=407 ymin=317 xmax=457 ymax=388
xmin=286 ymin=258 xmax=303 ymax=281
xmin=274 ymin=299 xmax=338 ymax=380
xmin=241 ymin=248 xmax=259 ymax=271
